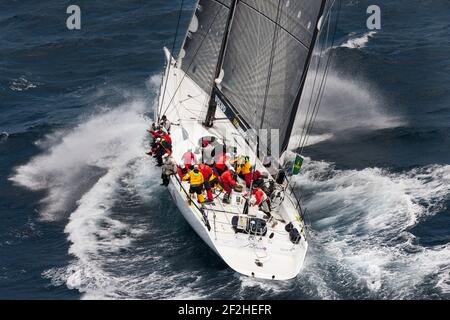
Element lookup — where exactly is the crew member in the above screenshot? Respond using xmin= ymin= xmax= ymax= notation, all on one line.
xmin=182 ymin=165 xmax=205 ymax=203
xmin=154 ymin=137 xmax=172 ymax=166
xmin=246 ymin=186 xmax=271 ymax=215
xmin=181 ymin=148 xmax=197 ymax=170
xmin=214 ymin=152 xmax=229 ymax=176
xmin=199 ymin=163 xmax=214 ymax=203
xmin=161 ymin=155 xmax=177 ymax=186
xmin=200 ymin=140 xmax=215 ymax=166
xmin=160 ymin=115 xmax=171 ymax=133
xmin=232 ymin=155 xmax=252 ymax=188
xmin=160 ymin=129 xmax=172 ymax=144
xmin=220 ymin=167 xmax=237 ymax=204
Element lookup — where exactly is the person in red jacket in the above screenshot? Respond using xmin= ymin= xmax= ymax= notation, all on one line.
xmin=245 ymin=186 xmax=271 ymax=215
xmin=199 ymin=163 xmax=214 ymax=202
xmin=160 ymin=131 xmax=172 ymax=144
xmin=153 ymin=138 xmax=172 ymax=166
xmin=147 ymin=126 xmax=163 ymax=140
xmin=220 ymin=168 xmax=237 ymax=204
xmin=213 ymin=152 xmax=228 ymax=176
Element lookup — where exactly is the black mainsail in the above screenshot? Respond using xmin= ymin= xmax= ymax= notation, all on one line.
xmin=179 ymin=0 xmax=327 ymax=155
xmin=178 ymin=0 xmax=232 ymax=95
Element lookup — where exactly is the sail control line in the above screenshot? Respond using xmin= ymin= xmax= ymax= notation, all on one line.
xmin=158 ymin=0 xmax=185 ymax=123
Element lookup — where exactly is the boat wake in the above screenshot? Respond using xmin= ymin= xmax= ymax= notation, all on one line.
xmin=294 ymin=159 xmax=450 ymax=299
xmin=8 ymin=76 xmax=449 ymax=299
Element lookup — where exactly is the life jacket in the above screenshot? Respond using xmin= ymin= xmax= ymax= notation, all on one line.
xmin=220 ymin=170 xmax=236 ymax=186
xmin=252 ymin=170 xmax=262 ymax=181
xmin=150 ymin=130 xmax=164 ymax=139
xmin=183 ymin=169 xmax=204 ymax=186
xmin=161 ymin=133 xmax=172 ymax=144
xmin=156 ymin=139 xmax=172 ymax=155
xmin=215 ymin=152 xmax=228 ymax=171
xmin=232 ymin=156 xmax=250 ymax=175
xmin=252 ymin=188 xmax=268 ymax=206
xmin=199 ymin=164 xmax=213 ymax=180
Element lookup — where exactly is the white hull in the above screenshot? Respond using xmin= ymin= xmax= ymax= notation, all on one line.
xmin=155 ymin=48 xmax=308 ymax=280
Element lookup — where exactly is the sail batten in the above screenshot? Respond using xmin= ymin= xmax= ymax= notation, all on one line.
xmin=178 ymin=0 xmax=230 ymax=95
xmin=238 ymin=1 xmax=310 ymax=50
xmin=218 ymin=0 xmax=326 ymax=154
xmin=180 ymin=0 xmax=327 ymax=155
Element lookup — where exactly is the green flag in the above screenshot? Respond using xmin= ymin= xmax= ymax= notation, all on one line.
xmin=292 ymin=155 xmax=304 ymax=175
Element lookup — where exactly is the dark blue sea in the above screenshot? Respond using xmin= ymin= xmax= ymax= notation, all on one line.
xmin=1 ymin=0 xmax=449 ymax=299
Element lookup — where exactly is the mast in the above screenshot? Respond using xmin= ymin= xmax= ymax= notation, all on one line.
xmin=204 ymin=0 xmax=238 ymax=128
xmin=280 ymin=0 xmax=328 ymax=153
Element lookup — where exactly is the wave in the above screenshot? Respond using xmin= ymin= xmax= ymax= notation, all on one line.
xmin=10 ymin=99 xmax=149 ymax=220
xmin=9 ymin=73 xmax=449 ymax=299
xmin=12 ymin=74 xmax=214 ymax=299
xmin=9 ymin=77 xmax=39 ymax=92
xmin=0 ymin=131 xmax=8 ymax=142
xmin=291 ymin=72 xmax=403 ymax=149
xmin=339 ymin=31 xmax=377 ymax=49
xmin=293 ymin=158 xmax=450 ymax=299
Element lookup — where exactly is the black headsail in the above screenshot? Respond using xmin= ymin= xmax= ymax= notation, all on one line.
xmin=205 ymin=0 xmax=327 ymax=155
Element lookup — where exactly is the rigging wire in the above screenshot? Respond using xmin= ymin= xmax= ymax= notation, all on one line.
xmin=160 ymin=6 xmax=223 ymax=119
xmin=247 ymin=0 xmax=283 ymax=200
xmin=295 ymin=0 xmax=338 ymax=155
xmin=285 ymin=0 xmax=341 ymax=195
xmin=296 ymin=3 xmax=332 ymax=155
xmin=158 ymin=0 xmax=185 ymax=121
xmin=300 ymin=0 xmax=342 ymax=153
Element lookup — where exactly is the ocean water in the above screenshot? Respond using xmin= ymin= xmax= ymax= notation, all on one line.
xmin=1 ymin=0 xmax=449 ymax=299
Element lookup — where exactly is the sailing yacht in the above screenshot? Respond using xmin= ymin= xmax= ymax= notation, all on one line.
xmin=155 ymin=0 xmax=328 ymax=280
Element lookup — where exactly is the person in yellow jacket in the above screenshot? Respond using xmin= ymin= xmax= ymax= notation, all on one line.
xmin=232 ymin=155 xmax=252 ymax=187
xmin=182 ymin=165 xmax=205 ymax=203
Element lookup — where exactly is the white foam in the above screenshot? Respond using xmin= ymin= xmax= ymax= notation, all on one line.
xmin=16 ymin=74 xmax=214 ymax=299
xmin=290 ymin=72 xmax=403 ymax=152
xmin=0 ymin=131 xmax=8 ymax=142
xmin=340 ymin=31 xmax=377 ymax=49
xmin=304 ymin=73 xmax=402 ymax=131
xmin=294 ymin=159 xmax=450 ymax=298
xmin=10 ymin=99 xmax=149 ymax=220
xmin=9 ymin=77 xmax=39 ymax=91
